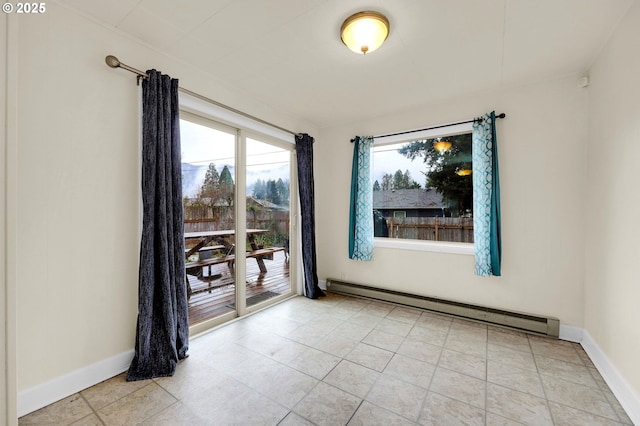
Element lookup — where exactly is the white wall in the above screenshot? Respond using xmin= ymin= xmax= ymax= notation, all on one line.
xmin=8 ymin=1 xmax=314 ymax=411
xmin=585 ymin=0 xmax=640 ymax=399
xmin=15 ymin=7 xmax=139 ymax=393
xmin=6 ymin=0 xmax=640 ymax=420
xmin=1 ymin=12 xmax=11 ymax=426
xmin=3 ymin=12 xmax=19 ymax=425
xmin=315 ymin=75 xmax=588 ymax=328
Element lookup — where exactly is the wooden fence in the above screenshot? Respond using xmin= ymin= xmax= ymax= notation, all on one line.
xmin=184 ymin=205 xmax=289 ymax=246
xmin=184 ymin=217 xmax=289 ymax=234
xmin=388 ymin=217 xmax=474 ymax=243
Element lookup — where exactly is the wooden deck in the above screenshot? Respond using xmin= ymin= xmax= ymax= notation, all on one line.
xmin=187 ymin=250 xmax=291 ymax=326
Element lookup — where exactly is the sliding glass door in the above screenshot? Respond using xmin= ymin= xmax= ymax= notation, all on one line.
xmin=179 ymin=114 xmax=295 ymax=329
xmin=243 ymin=136 xmax=293 ymax=311
xmin=181 ymin=116 xmax=238 ymax=327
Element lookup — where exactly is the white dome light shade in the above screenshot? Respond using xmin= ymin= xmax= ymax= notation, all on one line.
xmin=341 ymin=11 xmax=390 ymax=55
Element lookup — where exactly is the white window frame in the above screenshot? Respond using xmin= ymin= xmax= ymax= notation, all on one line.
xmin=373 ymin=122 xmax=474 ymax=256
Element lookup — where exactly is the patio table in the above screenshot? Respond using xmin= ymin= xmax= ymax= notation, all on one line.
xmin=183 ymin=229 xmax=285 ymax=298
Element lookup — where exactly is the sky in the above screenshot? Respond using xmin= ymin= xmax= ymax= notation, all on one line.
xmin=181 ymin=118 xmax=430 ymax=196
xmin=372 ymin=143 xmax=428 ymax=187
xmin=180 ymin=119 xmax=290 ymax=197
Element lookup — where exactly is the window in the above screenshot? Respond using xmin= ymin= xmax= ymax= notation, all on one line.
xmin=372 ymin=128 xmax=474 ymax=249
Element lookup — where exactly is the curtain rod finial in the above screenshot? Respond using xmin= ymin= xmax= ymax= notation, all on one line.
xmin=105 ymin=55 xmax=121 ymax=68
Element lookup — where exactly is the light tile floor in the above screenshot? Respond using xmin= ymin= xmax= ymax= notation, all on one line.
xmin=19 ymin=292 xmax=634 ymax=425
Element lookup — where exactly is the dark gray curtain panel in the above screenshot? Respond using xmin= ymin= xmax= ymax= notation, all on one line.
xmin=127 ymin=69 xmax=189 ymax=381
xmin=295 ymin=134 xmax=325 ymax=299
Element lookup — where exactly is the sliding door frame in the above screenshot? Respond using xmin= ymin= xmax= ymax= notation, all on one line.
xmin=180 ymin=112 xmax=240 ymax=334
xmin=241 ymin=129 xmax=297 ymax=316
xmin=180 ymin=105 xmax=298 ymax=334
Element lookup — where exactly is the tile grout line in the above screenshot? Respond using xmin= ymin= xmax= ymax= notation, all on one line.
xmin=484 ymin=325 xmax=489 ymax=426
xmin=414 ymin=313 xmax=452 ymax=425
xmin=76 ymin=391 xmax=106 ymax=426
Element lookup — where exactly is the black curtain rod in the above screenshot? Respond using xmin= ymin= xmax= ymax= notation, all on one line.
xmin=105 ymin=55 xmax=301 ymax=137
xmin=351 ymin=113 xmax=506 ymax=142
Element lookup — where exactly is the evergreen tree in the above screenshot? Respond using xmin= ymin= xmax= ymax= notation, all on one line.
xmin=252 ymin=178 xmax=289 ymax=206
xmin=403 ymin=170 xmax=421 ymax=189
xmin=200 ymin=163 xmax=220 ymax=199
xmin=393 ymin=170 xmax=405 ymax=190
xmin=275 ymin=178 xmax=289 ymax=205
xmin=199 ymin=163 xmax=222 ymax=221
xmin=398 ymin=133 xmax=473 ymax=215
xmin=218 ymin=165 xmax=234 ymax=207
xmin=379 ymin=169 xmax=422 ymax=191
xmin=266 ymin=180 xmax=280 ymax=205
xmin=219 ymin=165 xmax=233 ymax=186
xmin=381 ymin=173 xmax=393 ymax=191
xmin=253 ymin=179 xmax=266 ymax=199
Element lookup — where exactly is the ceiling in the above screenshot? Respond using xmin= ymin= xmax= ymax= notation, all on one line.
xmin=56 ymin=0 xmax=633 ymax=129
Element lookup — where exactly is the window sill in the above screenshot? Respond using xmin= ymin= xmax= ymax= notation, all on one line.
xmin=374 ymin=238 xmax=474 ymax=256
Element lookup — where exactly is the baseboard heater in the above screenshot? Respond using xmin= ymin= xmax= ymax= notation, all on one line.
xmin=325 ymin=279 xmax=560 ymax=338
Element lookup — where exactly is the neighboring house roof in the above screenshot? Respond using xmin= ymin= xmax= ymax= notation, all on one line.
xmin=373 ymin=188 xmax=446 ymax=210
xmin=246 ymin=196 xmax=288 ymax=211
xmin=189 ymin=197 xmax=234 ymax=208
xmin=185 ymin=196 xmax=288 ymax=210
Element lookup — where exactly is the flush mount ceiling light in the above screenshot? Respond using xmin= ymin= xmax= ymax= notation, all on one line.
xmin=433 ymin=139 xmax=452 ymax=153
xmin=456 ymin=168 xmax=473 ymax=176
xmin=340 ymin=11 xmax=390 ymax=55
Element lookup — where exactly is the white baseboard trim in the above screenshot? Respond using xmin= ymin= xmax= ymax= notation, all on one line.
xmin=318 ymin=279 xmax=327 ymax=290
xmin=581 ymin=330 xmax=640 ymax=425
xmin=17 ymin=349 xmax=134 ymax=417
xmin=559 ymin=324 xmax=584 ymax=343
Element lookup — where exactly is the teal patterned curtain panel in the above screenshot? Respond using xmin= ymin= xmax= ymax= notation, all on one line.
xmin=472 ymin=111 xmax=502 ymax=276
xmin=349 ymin=136 xmax=375 ymax=261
